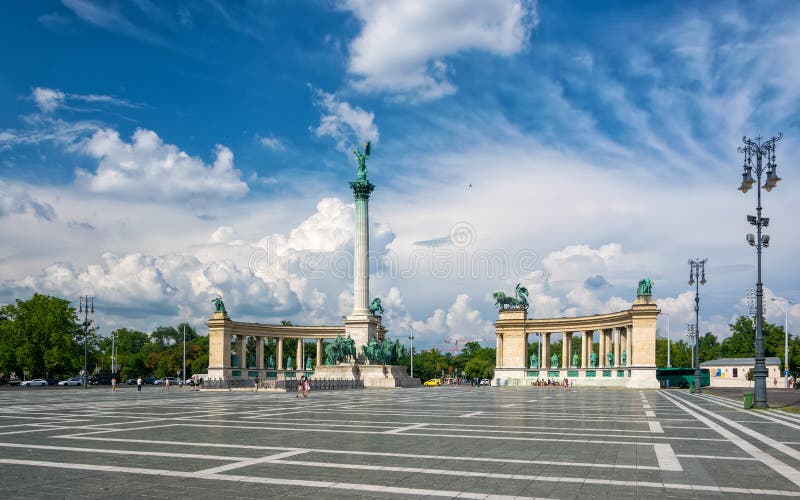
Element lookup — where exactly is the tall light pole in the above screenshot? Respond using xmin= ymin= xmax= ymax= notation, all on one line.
xmin=664 ymin=314 xmax=671 ymax=368
xmin=111 ymin=331 xmax=116 ymax=373
xmin=688 ymin=259 xmax=707 ymax=393
xmin=772 ymin=298 xmax=792 ymax=388
xmin=182 ymin=325 xmax=187 ymax=383
xmin=738 ymin=133 xmax=783 ymax=408
xmin=408 ymin=328 xmax=414 ymax=378
xmin=79 ymin=296 xmax=94 ymax=389
xmin=687 ymin=323 xmax=697 ymax=371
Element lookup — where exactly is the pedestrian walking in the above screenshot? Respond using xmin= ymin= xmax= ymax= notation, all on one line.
xmin=563 ymin=378 xmax=569 ymax=391
xmin=137 ymin=376 xmax=142 ymax=392
xmin=111 ymin=377 xmax=117 ymax=392
xmin=303 ymin=377 xmax=310 ymax=398
xmin=254 ymin=376 xmax=259 ymax=392
xmin=296 ymin=377 xmax=304 ymax=398
xmin=165 ymin=378 xmax=170 ymax=392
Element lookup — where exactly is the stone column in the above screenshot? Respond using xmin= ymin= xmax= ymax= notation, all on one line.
xmin=277 ymin=337 xmax=284 ymax=370
xmin=566 ymin=332 xmax=572 ymax=367
xmin=237 ymin=335 xmax=246 ymax=369
xmin=626 ymin=325 xmax=633 ymax=367
xmin=599 ymin=330 xmax=607 ymax=368
xmin=256 ymin=336 xmax=264 ymax=370
xmin=351 ymin=182 xmax=374 ymax=319
xmin=581 ymin=331 xmax=588 ymax=368
xmin=296 ymin=338 xmax=304 ymax=370
xmin=561 ymin=333 xmax=568 ymax=370
xmin=316 ymin=338 xmax=323 ymax=367
xmin=542 ymin=333 xmax=551 ymax=369
xmin=614 ymin=328 xmax=621 ymax=368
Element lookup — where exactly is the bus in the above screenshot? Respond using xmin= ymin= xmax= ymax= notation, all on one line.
xmin=656 ymin=368 xmax=710 ymax=388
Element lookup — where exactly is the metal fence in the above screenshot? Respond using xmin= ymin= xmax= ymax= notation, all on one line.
xmin=200 ymin=378 xmax=364 ymax=391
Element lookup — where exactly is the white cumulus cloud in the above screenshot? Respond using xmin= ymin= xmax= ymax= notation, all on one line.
xmin=74 ymin=128 xmax=249 ymax=201
xmin=343 ymin=0 xmax=536 ymax=100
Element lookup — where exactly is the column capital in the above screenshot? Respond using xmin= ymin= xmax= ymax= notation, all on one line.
xmin=350 ymin=180 xmax=375 ymax=200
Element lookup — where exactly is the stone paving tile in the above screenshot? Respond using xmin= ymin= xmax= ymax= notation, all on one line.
xmin=1 ymin=387 xmax=800 ymax=498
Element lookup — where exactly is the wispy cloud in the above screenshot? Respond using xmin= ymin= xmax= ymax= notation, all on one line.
xmin=32 ymin=86 xmax=142 ymax=113
xmin=258 ymin=134 xmax=287 ymax=152
xmin=309 ymin=86 xmax=379 ymax=152
xmin=61 ymin=0 xmax=173 ymax=48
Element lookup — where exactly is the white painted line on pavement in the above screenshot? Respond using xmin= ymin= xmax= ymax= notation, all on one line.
xmin=0 ymin=459 xmax=546 ymax=500
xmin=645 ymin=410 xmax=656 ymax=417
xmin=194 ymin=450 xmax=308 ymax=476
xmin=459 ymin=411 xmax=484 ymax=417
xmin=675 ymin=454 xmax=757 ymax=461
xmin=384 ymin=423 xmax=428 ymax=434
xmin=648 ymin=421 xmax=664 ymax=433
xmin=0 ymin=442 xmax=249 ymax=461
xmin=660 ymin=391 xmax=800 ymax=489
xmin=653 ymin=443 xmax=683 ymax=471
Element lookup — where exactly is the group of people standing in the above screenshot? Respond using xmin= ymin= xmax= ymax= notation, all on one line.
xmin=532 ymin=378 xmax=570 ymax=390
xmin=296 ymin=376 xmax=310 ymax=398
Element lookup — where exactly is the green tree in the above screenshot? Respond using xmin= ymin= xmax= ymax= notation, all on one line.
xmin=0 ymin=294 xmax=84 ymax=378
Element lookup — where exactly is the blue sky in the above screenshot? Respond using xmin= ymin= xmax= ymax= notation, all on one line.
xmin=1 ymin=0 xmax=799 ymax=348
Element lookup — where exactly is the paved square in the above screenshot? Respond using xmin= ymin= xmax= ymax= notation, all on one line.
xmin=1 ymin=386 xmax=800 ymax=498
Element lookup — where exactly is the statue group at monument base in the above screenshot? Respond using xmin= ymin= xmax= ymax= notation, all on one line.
xmin=312 ymin=364 xmax=420 ymax=388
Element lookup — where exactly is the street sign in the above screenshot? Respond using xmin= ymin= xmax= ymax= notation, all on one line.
xmin=785 ymin=369 xmax=790 ymax=377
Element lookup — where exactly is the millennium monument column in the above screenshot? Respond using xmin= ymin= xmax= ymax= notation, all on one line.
xmin=344 ymin=142 xmax=380 ymax=356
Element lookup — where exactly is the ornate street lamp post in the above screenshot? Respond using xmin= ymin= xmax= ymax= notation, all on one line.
xmin=738 ymin=134 xmax=783 ymax=408
xmin=688 ymin=259 xmax=706 ymax=393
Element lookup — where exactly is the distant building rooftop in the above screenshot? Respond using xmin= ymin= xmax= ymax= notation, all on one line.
xmin=700 ymin=357 xmax=780 ymax=367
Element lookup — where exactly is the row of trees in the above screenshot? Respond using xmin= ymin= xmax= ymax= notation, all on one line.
xmin=0 ymin=294 xmax=209 ymax=381
xmin=3 ymin=294 xmax=797 ymax=381
xmin=392 ymin=341 xmax=497 ymax=382
xmin=655 ymin=316 xmax=800 ymax=373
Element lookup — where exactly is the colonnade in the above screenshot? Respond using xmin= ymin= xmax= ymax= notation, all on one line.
xmin=492 ymin=293 xmax=660 ymax=388
xmin=207 ymin=311 xmax=353 ymax=380
xmin=229 ymin=335 xmax=325 ymax=371
xmin=524 ymin=328 xmax=631 ymax=369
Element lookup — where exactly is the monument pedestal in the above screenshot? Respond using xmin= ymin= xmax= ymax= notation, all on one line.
xmin=345 ymin=314 xmax=382 ymax=356
xmin=312 ymin=364 xmax=419 ymax=388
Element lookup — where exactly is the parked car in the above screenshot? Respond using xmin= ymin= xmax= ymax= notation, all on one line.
xmin=125 ymin=378 xmax=137 ymax=385
xmin=480 ymin=379 xmax=491 ymax=386
xmin=58 ymin=377 xmax=83 ymax=386
xmin=144 ymin=376 xmax=156 ymax=385
xmin=423 ymin=378 xmax=441 ymax=386
xmin=154 ymin=377 xmax=180 ymax=385
xmin=21 ymin=379 xmax=48 ymax=387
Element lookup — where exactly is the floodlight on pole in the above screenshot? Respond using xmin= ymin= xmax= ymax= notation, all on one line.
xmin=688 ymin=259 xmax=707 ymax=393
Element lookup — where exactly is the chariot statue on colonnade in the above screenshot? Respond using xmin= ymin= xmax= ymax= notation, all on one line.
xmin=493 ymin=283 xmax=529 ymax=310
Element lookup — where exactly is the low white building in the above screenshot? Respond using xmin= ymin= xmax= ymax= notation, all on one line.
xmin=700 ymin=357 xmax=784 ymax=387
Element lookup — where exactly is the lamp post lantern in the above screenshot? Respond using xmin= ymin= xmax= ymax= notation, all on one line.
xmin=688 ymin=259 xmax=707 ymax=393
xmin=771 ymin=298 xmax=792 ymax=388
xmin=738 ymin=133 xmax=783 ymax=408
xmin=79 ymin=296 xmax=94 ymax=389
